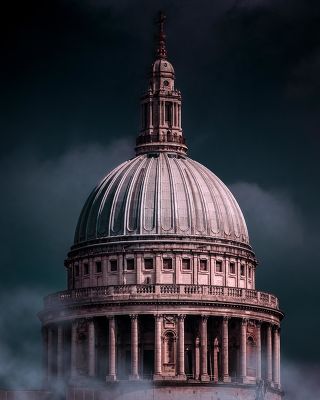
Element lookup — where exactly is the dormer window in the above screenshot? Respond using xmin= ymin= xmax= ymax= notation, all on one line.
xmin=126 ymin=258 xmax=135 ymax=271
xmin=144 ymin=258 xmax=154 ymax=270
xmin=163 ymin=258 xmax=173 ymax=270
xmin=199 ymin=259 xmax=208 ymax=271
xmin=95 ymin=261 xmax=102 ymax=273
xmin=229 ymin=262 xmax=235 ymax=274
xmin=83 ymin=263 xmax=89 ymax=275
xmin=182 ymin=258 xmax=191 ymax=270
xmin=110 ymin=260 xmax=118 ymax=272
xmin=216 ymin=260 xmax=223 ymax=273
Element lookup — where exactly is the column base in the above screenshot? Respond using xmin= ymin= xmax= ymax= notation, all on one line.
xmin=153 ymin=374 xmax=163 ymax=381
xmin=200 ymin=374 xmax=210 ymax=382
xmin=223 ymin=375 xmax=231 ymax=383
xmin=129 ymin=374 xmax=140 ymax=381
xmin=175 ymin=374 xmax=187 ymax=381
xmin=271 ymin=382 xmax=280 ymax=389
xmin=240 ymin=376 xmax=254 ymax=384
xmin=106 ymin=374 xmax=117 ymax=382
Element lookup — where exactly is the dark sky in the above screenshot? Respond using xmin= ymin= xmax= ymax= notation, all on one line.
xmin=1 ymin=0 xmax=320 ymax=394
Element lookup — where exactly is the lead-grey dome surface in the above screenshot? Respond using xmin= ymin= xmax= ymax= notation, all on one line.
xmin=74 ymin=153 xmax=249 ymax=245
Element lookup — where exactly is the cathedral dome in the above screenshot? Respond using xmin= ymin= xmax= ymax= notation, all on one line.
xmin=74 ymin=152 xmax=249 ymax=245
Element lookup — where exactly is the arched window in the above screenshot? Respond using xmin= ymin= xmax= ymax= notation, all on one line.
xmin=164 ymin=331 xmax=175 ymax=365
xmin=247 ymin=336 xmax=257 ymax=377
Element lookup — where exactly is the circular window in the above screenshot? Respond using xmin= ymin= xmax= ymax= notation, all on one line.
xmin=163 ymin=80 xmax=169 ymax=86
xmin=164 ymin=63 xmax=167 ymax=67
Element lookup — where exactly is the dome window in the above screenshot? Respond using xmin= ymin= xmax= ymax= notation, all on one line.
xmin=182 ymin=258 xmax=191 ymax=270
xmin=126 ymin=258 xmax=135 ymax=271
xmin=95 ymin=261 xmax=102 ymax=274
xmin=163 ymin=258 xmax=173 ymax=270
xmin=144 ymin=258 xmax=154 ymax=270
xmin=199 ymin=259 xmax=208 ymax=271
xmin=248 ymin=267 xmax=252 ymax=279
xmin=240 ymin=265 xmax=245 ymax=276
xmin=216 ymin=260 xmax=223 ymax=273
xmin=83 ymin=263 xmax=89 ymax=275
xmin=229 ymin=262 xmax=236 ymax=274
xmin=74 ymin=265 xmax=79 ymax=277
xmin=110 ymin=259 xmax=118 ymax=272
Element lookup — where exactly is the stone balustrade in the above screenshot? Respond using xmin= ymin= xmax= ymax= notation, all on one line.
xmin=44 ymin=284 xmax=279 ymax=310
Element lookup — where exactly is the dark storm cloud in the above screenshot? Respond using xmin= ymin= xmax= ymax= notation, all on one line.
xmin=1 ymin=0 xmax=320 ymax=393
xmin=0 ymin=140 xmax=132 ymax=289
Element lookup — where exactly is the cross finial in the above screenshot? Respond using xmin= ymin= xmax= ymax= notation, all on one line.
xmin=156 ymin=10 xmax=167 ymax=59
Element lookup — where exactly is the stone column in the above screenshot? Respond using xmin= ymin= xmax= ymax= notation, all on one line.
xmin=41 ymin=326 xmax=49 ymax=386
xmin=47 ymin=326 xmax=54 ymax=380
xmin=88 ymin=318 xmax=95 ymax=377
xmin=149 ymin=101 xmax=153 ymax=128
xmin=70 ymin=321 xmax=77 ymax=379
xmin=155 ymin=254 xmax=162 ymax=284
xmin=136 ymin=254 xmax=142 ymax=285
xmin=256 ymin=321 xmax=262 ymax=380
xmin=178 ymin=315 xmax=186 ymax=379
xmin=200 ymin=315 xmax=209 ymax=381
xmin=102 ymin=255 xmax=108 ymax=285
xmin=266 ymin=324 xmax=272 ymax=382
xmin=130 ymin=315 xmax=139 ymax=380
xmin=154 ymin=314 xmax=163 ymax=378
xmin=57 ymin=325 xmax=64 ymax=379
xmin=106 ymin=316 xmax=117 ymax=381
xmin=194 ymin=336 xmax=200 ymax=380
xmin=222 ymin=316 xmax=231 ymax=382
xmin=240 ymin=318 xmax=247 ymax=381
xmin=278 ymin=328 xmax=281 ymax=387
xmin=213 ymin=338 xmax=219 ymax=383
xmin=273 ymin=326 xmax=280 ymax=387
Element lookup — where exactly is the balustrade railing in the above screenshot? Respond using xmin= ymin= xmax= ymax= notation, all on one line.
xmin=44 ymin=284 xmax=279 ymax=310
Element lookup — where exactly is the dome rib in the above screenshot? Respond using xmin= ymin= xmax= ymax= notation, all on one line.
xmin=74 ymin=153 xmax=249 ymax=245
xmin=126 ymin=159 xmax=147 ymax=233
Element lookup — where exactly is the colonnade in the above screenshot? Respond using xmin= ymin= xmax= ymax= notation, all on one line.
xmin=43 ymin=315 xmax=281 ymax=388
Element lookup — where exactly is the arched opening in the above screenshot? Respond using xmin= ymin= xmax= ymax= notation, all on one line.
xmin=247 ymin=336 xmax=257 ymax=377
xmin=163 ymin=330 xmax=176 ymax=374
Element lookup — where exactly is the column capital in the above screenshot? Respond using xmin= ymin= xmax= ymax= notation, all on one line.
xmin=272 ymin=324 xmax=280 ymax=332
xmin=201 ymin=314 xmax=209 ymax=322
xmin=178 ymin=314 xmax=186 ymax=321
xmin=241 ymin=318 xmax=248 ymax=326
xmin=255 ymin=319 xmax=263 ymax=327
xmin=107 ymin=315 xmax=115 ymax=321
xmin=223 ymin=316 xmax=230 ymax=323
xmin=130 ymin=314 xmax=139 ymax=320
xmin=154 ymin=314 xmax=163 ymax=321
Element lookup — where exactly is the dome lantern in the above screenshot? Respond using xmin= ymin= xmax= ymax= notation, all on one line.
xmin=135 ymin=12 xmax=188 ymax=156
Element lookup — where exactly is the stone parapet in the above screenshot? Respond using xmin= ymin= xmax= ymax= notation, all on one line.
xmin=44 ymin=284 xmax=279 ymax=310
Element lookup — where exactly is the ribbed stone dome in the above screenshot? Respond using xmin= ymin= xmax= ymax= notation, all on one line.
xmin=74 ymin=153 xmax=249 ymax=245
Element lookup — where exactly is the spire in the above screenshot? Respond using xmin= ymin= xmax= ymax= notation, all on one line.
xmin=135 ymin=12 xmax=187 ymax=156
xmin=156 ymin=11 xmax=167 ymax=59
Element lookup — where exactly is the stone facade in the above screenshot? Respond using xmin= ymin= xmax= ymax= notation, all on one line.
xmin=39 ymin=12 xmax=283 ymax=400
